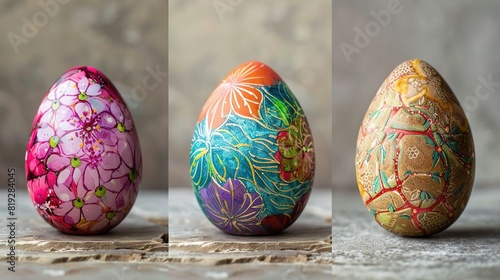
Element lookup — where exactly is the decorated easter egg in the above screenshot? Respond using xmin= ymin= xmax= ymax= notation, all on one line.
xmin=25 ymin=66 xmax=142 ymax=234
xmin=190 ymin=61 xmax=315 ymax=235
xmin=355 ymin=59 xmax=475 ymax=236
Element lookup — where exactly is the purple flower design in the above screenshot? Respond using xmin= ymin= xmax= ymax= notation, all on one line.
xmin=200 ymin=178 xmax=264 ymax=235
xmin=90 ymin=210 xmax=125 ymax=232
xmin=38 ymin=81 xmax=74 ymax=127
xmin=46 ymin=154 xmax=97 ymax=200
xmin=58 ymin=101 xmax=118 ymax=157
xmin=25 ymin=66 xmax=142 ymax=234
xmin=52 ymin=180 xmax=102 ymax=225
xmin=110 ymin=102 xmax=133 ymax=134
xmin=26 ymin=123 xmax=54 ymax=178
xmin=60 ymin=76 xmax=102 ymax=104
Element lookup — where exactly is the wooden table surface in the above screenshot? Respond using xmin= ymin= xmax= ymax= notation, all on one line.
xmin=3 ymin=184 xmax=498 ymax=279
xmin=1 ymin=187 xmax=333 ymax=279
xmin=0 ymin=189 xmax=168 ymax=279
xmin=3 ymin=185 xmax=499 ymax=279
xmin=169 ymin=187 xmax=333 ymax=279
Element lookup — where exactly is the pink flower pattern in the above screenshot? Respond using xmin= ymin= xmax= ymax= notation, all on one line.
xmin=25 ymin=66 xmax=142 ymax=234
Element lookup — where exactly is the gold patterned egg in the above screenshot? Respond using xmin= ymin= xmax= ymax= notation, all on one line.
xmin=355 ymin=59 xmax=475 ymax=236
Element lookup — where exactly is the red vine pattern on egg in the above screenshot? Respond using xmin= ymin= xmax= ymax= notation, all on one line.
xmin=355 ymin=59 xmax=475 ymax=236
xmin=25 ymin=66 xmax=142 ymax=234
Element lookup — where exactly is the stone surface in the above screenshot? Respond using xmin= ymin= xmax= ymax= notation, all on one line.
xmin=169 ymin=188 xmax=332 ymax=267
xmin=333 ymin=186 xmax=500 ymax=279
xmin=0 ymin=189 xmax=167 ymax=277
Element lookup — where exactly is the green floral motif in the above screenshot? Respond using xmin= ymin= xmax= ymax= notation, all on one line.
xmin=274 ymin=116 xmax=314 ymax=183
xmin=190 ymin=64 xmax=315 ymax=235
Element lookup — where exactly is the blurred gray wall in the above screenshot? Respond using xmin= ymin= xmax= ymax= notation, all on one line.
xmin=333 ymin=0 xmax=500 ymax=191
xmin=168 ymin=0 xmax=332 ymax=189
xmin=0 ymin=0 xmax=167 ymax=189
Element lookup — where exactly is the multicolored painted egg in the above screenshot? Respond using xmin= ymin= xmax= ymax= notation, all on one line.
xmin=25 ymin=66 xmax=142 ymax=234
xmin=190 ymin=61 xmax=315 ymax=235
xmin=355 ymin=59 xmax=475 ymax=236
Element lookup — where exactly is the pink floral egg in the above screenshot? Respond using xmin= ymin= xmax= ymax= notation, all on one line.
xmin=25 ymin=66 xmax=142 ymax=234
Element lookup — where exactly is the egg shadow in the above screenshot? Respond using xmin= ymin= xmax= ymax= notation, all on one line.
xmin=23 ymin=217 xmax=167 ymax=244
xmin=212 ymin=223 xmax=331 ymax=242
xmin=106 ymin=223 xmax=167 ymax=236
xmin=36 ymin=223 xmax=166 ymax=240
xmin=282 ymin=223 xmax=332 ymax=237
xmin=432 ymin=227 xmax=500 ymax=240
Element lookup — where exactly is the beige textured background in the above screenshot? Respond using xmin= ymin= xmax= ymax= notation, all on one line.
xmin=0 ymin=0 xmax=167 ymax=189
xmin=168 ymin=0 xmax=332 ymax=189
xmin=333 ymin=0 xmax=500 ymax=191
